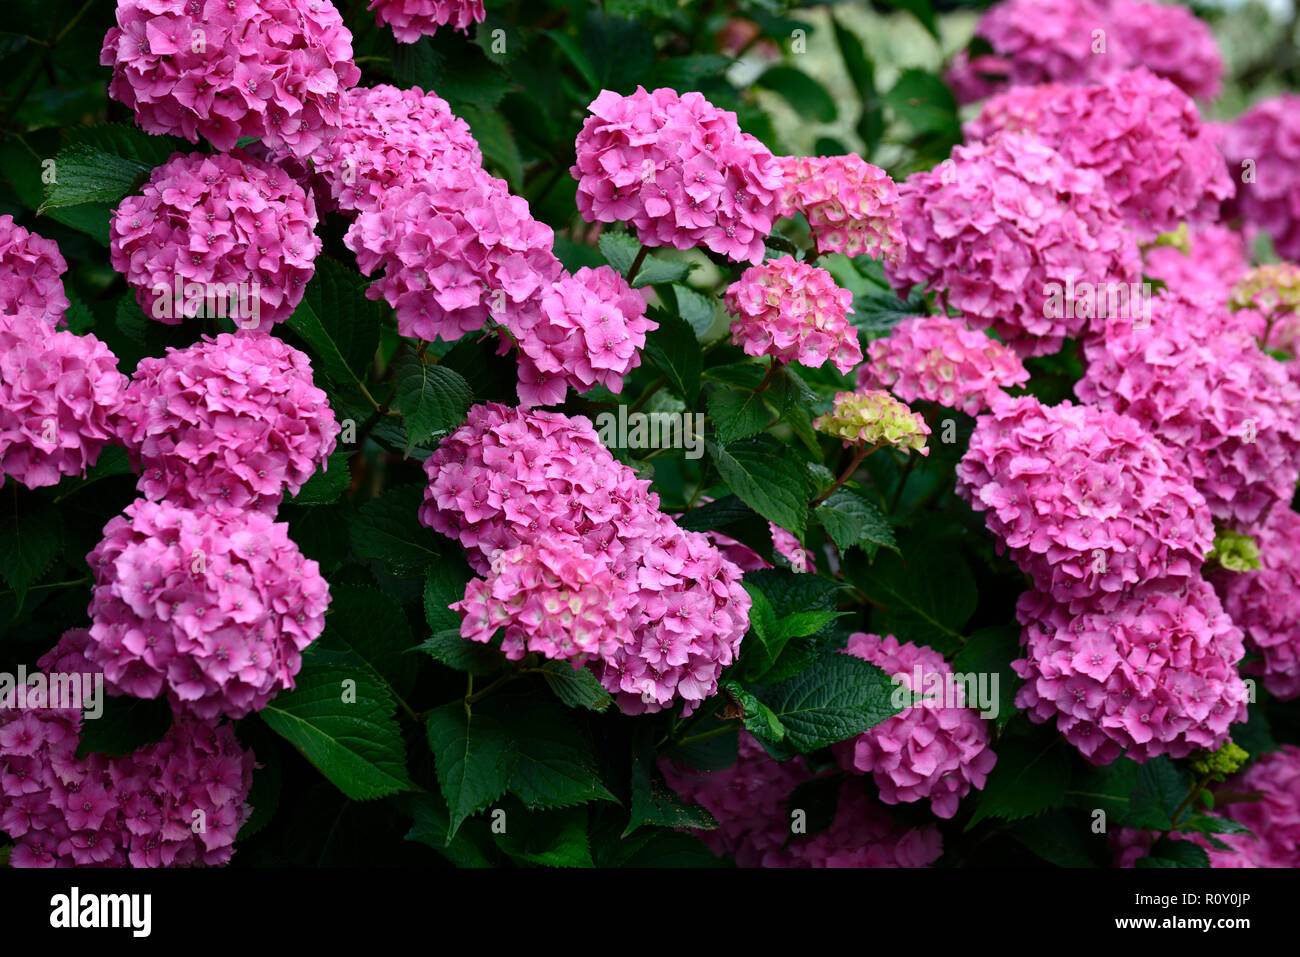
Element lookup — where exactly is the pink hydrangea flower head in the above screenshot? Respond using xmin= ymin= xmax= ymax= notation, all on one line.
xmin=302 ymin=83 xmax=481 ymax=215
xmin=945 ymin=0 xmax=1125 ymax=103
xmin=509 ymin=265 xmax=658 ymax=407
xmin=0 ymin=317 xmax=127 ymax=490
xmin=1014 ymin=579 xmax=1249 ymax=765
xmin=862 ymin=315 xmax=1029 ymax=415
xmin=660 ymin=731 xmax=943 ymax=867
xmin=571 ymin=87 xmax=783 ymax=264
xmin=887 ymin=133 xmax=1140 ymax=356
xmin=1077 ymin=291 xmax=1300 ymax=527
xmin=813 ymin=389 xmax=930 ymax=454
xmin=1104 ymin=0 xmax=1223 ymax=101
xmin=724 ymin=255 xmax=860 ymax=373
xmin=100 ymin=0 xmax=361 ymax=157
xmin=421 ymin=403 xmax=749 ymax=714
xmin=1229 ymin=263 xmax=1300 ymax=356
xmin=345 ymin=166 xmax=562 ymax=343
xmin=110 ymin=151 xmax=321 ymax=331
xmin=774 ymin=154 xmax=903 ymax=262
xmin=1143 ymin=224 xmax=1248 ymax=299
xmin=0 ymin=216 xmax=69 ymax=328
xmin=117 ymin=333 xmax=338 ymax=514
xmin=833 ymin=633 xmax=997 ymax=818
xmin=958 ymin=394 xmax=1214 ymax=603
xmin=1219 ymin=95 xmax=1300 ymax=260
xmin=454 ymin=539 xmax=636 ymax=664
xmin=368 ymin=0 xmax=484 ymax=43
xmin=86 ymin=499 xmax=331 ymax=720
xmin=1212 ymin=503 xmax=1300 ymax=700
xmin=964 ymin=70 xmax=1232 ymax=241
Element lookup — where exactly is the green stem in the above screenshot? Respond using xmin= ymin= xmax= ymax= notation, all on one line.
xmin=675 ymin=720 xmax=740 ymax=748
xmin=628 ymin=376 xmax=666 ymax=414
xmin=465 ymin=673 xmax=516 ymax=706
xmin=811 ymin=442 xmax=879 ymax=506
xmin=1169 ymin=772 xmax=1215 ymax=829
xmin=889 ymin=454 xmax=918 ymax=514
xmin=626 ymin=245 xmax=650 ymax=285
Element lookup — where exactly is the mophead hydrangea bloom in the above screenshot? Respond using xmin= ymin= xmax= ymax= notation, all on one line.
xmin=945 ymin=0 xmax=1124 ymax=104
xmin=345 ymin=166 xmax=561 ymax=343
xmin=455 ymin=539 xmax=635 ymax=664
xmin=368 ymin=0 xmax=485 ymax=43
xmin=833 ymin=634 xmax=997 ymax=819
xmin=1105 ymin=0 xmax=1223 ymax=101
xmin=1077 ymin=292 xmax=1300 ymax=527
xmin=1144 ymin=224 xmax=1248 ymax=299
xmin=1112 ymin=745 xmax=1300 ymax=867
xmin=100 ymin=0 xmax=360 ymax=157
xmin=1229 ymin=264 xmax=1300 ymax=358
xmin=0 ymin=629 xmax=255 ymax=868
xmin=1013 ymin=579 xmax=1249 ymax=765
xmin=724 ymin=256 xmax=860 ymax=374
xmin=571 ymin=87 xmax=783 ymax=264
xmin=421 ymin=403 xmax=750 ymax=714
xmin=117 ymin=333 xmax=339 ymax=514
xmin=87 ymin=499 xmax=331 ymax=720
xmin=861 ymin=315 xmax=1029 ymax=415
xmin=774 ymin=154 xmax=903 ymax=262
xmin=111 ymin=151 xmax=321 ymax=332
xmin=964 ymin=70 xmax=1232 ymax=242
xmin=0 ymin=215 xmax=69 ymax=328
xmin=813 ymin=389 xmax=930 ymax=454
xmin=509 ymin=265 xmax=657 ymax=407
xmin=956 ymin=395 xmax=1214 ymax=605
xmin=301 ymin=83 xmax=481 ymax=215
xmin=0 ymin=316 xmax=127 ymax=491
xmin=1219 ymin=94 xmax=1300 ymax=261
xmin=886 ymin=133 xmax=1140 ymax=356
xmin=1213 ymin=503 xmax=1300 ymax=701
xmin=660 ymin=731 xmax=943 ymax=867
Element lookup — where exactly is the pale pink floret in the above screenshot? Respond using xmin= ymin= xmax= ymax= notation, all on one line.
xmin=0 ymin=216 xmax=69 ymax=328
xmin=774 ymin=154 xmax=903 ymax=262
xmin=87 ymin=499 xmax=331 ymax=720
xmin=1077 ymin=291 xmax=1300 ymax=527
xmin=572 ymin=87 xmax=783 ymax=264
xmin=886 ymin=133 xmax=1139 ymax=357
xmin=0 ymin=316 xmax=126 ymax=491
xmin=100 ymin=0 xmax=360 ymax=157
xmin=725 ymin=256 xmax=860 ymax=373
xmin=111 ymin=151 xmax=321 ymax=331
xmin=368 ymin=0 xmax=484 ymax=43
xmin=1014 ymin=579 xmax=1249 ymax=766
xmin=956 ymin=394 xmax=1214 ymax=605
xmin=659 ymin=730 xmax=943 ymax=867
xmin=862 ymin=315 xmax=1029 ymax=415
xmin=117 ymin=333 xmax=338 ymax=514
xmin=833 ymin=633 xmax=997 ymax=819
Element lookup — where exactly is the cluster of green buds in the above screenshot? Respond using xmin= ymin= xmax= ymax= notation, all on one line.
xmin=1189 ymin=741 xmax=1250 ymax=778
xmin=1229 ymin=263 xmax=1300 ymax=316
xmin=813 ymin=389 xmax=930 ymax=454
xmin=1206 ymin=527 xmax=1262 ymax=573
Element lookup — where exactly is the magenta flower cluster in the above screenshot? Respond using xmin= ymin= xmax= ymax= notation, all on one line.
xmin=117 ymin=333 xmax=340 ymax=513
xmin=887 ymin=133 xmax=1139 ymax=357
xmin=101 ymin=0 xmax=360 ymax=157
xmin=1213 ymin=503 xmax=1300 ymax=701
xmin=1219 ymin=94 xmax=1300 ymax=262
xmin=957 ymin=394 xmax=1214 ymax=605
xmin=421 ymin=403 xmax=750 ymax=714
xmin=0 ymin=315 xmax=127 ymax=491
xmin=774 ymin=154 xmax=903 ymax=262
xmin=511 ymin=265 xmax=657 ymax=407
xmin=1014 ymin=579 xmax=1249 ymax=765
xmin=1077 ymin=292 xmax=1300 ymax=527
xmin=572 ymin=87 xmax=783 ymax=264
xmin=724 ymin=255 xmax=860 ymax=374
xmin=659 ymin=731 xmax=943 ymax=867
xmin=111 ymin=151 xmax=321 ymax=332
xmin=833 ymin=634 xmax=997 ymax=819
xmin=0 ymin=630 xmax=254 ymax=868
xmin=0 ymin=214 xmax=70 ymax=328
xmin=1143 ymin=225 xmax=1248 ymax=299
xmin=368 ymin=0 xmax=485 ymax=43
xmin=964 ymin=70 xmax=1232 ymax=242
xmin=86 ymin=499 xmax=330 ymax=720
xmin=862 ymin=315 xmax=1029 ymax=415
